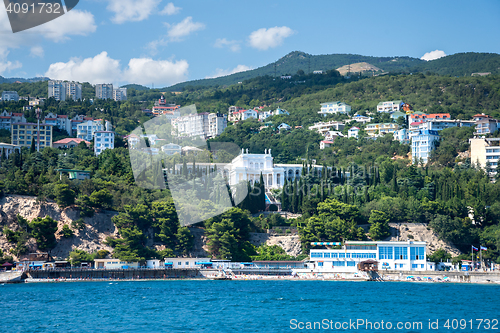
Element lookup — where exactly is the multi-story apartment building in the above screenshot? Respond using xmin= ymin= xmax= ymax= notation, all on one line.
xmin=48 ymin=80 xmax=82 ymax=101
xmin=208 ymin=113 xmax=227 ymax=138
xmin=11 ymin=122 xmax=53 ymax=149
xmin=66 ymin=81 xmax=82 ymax=101
xmin=0 ymin=110 xmax=26 ymax=130
xmin=318 ymin=101 xmax=351 ymax=116
xmin=349 ymin=114 xmax=373 ymax=124
xmin=1 ymin=91 xmax=19 ymax=102
xmin=95 ymin=84 xmax=114 ymax=99
xmin=77 ymin=119 xmax=112 ymax=141
xmin=94 ymin=131 xmax=115 ymax=156
xmin=348 ymin=126 xmax=360 ymax=138
xmin=365 ymin=123 xmax=399 ymax=137
xmin=308 ymin=121 xmax=345 ymax=135
xmin=48 ymin=80 xmax=66 ymax=101
xmin=469 ymin=137 xmax=500 ymax=173
xmin=377 ymin=100 xmax=403 ymax=113
xmin=113 ymin=88 xmax=127 ymax=101
xmin=474 ymin=114 xmax=499 ymax=136
xmin=411 ymin=129 xmax=439 ymax=164
xmin=161 ymin=143 xmax=182 ymax=155
xmin=43 ymin=112 xmax=73 ymax=135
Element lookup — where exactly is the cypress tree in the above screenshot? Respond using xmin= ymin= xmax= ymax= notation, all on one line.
xmin=30 ymin=138 xmax=36 ymax=154
xmin=281 ymin=178 xmax=289 ymax=211
xmin=292 ymin=178 xmax=298 ymax=213
xmin=259 ymin=173 xmax=266 ymax=211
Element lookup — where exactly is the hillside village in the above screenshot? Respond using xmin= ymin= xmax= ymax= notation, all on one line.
xmin=1 ymin=68 xmax=500 ymax=273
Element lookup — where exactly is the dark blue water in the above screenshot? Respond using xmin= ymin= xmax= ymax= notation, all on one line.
xmin=1 ymin=280 xmax=499 ymax=332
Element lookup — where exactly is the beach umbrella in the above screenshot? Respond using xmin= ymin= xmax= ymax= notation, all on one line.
xmin=1 ymin=262 xmax=13 ymax=267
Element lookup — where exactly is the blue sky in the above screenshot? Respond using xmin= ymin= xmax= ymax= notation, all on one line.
xmin=0 ymin=0 xmax=499 ymax=88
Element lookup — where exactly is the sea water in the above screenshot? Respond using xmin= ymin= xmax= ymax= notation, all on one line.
xmin=1 ymin=280 xmax=499 ymax=332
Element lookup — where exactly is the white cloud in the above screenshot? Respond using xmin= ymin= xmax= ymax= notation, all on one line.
xmin=0 ymin=56 xmax=22 ymax=75
xmin=166 ymin=16 xmax=205 ymax=41
xmin=160 ymin=2 xmax=181 ymax=15
xmin=44 ymin=51 xmax=188 ymax=87
xmin=124 ymin=57 xmax=188 ymax=85
xmin=33 ymin=10 xmax=97 ymax=42
xmin=107 ymin=0 xmax=161 ymax=24
xmin=206 ymin=65 xmax=252 ymax=79
xmin=421 ymin=50 xmax=447 ymax=61
xmin=248 ymin=26 xmax=294 ymax=50
xmin=30 ymin=46 xmax=44 ymax=58
xmin=214 ymin=38 xmax=241 ymax=52
xmin=45 ymin=52 xmax=122 ymax=84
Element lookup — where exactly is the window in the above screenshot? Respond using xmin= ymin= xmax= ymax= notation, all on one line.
xmin=311 ymin=252 xmax=322 ymax=258
xmin=178 ymin=262 xmax=181 ymax=266
xmin=346 ymin=261 xmax=356 ymax=266
xmin=185 ymin=262 xmax=189 ymax=266
xmin=318 ymin=262 xmax=323 ymax=267
xmin=412 ymin=264 xmax=418 ymax=269
xmin=410 ymin=247 xmax=425 ymax=260
xmin=379 ymin=247 xmax=393 ymax=260
xmin=323 ymin=253 xmax=330 ymax=258
xmin=332 ymin=261 xmax=345 ymax=266
xmin=331 ymin=253 xmax=338 ymax=258
xmin=394 ymin=247 xmax=408 ymax=260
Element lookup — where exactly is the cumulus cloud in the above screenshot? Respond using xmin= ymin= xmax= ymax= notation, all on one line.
xmin=32 ymin=10 xmax=96 ymax=42
xmin=0 ymin=54 xmax=22 ymax=75
xmin=214 ymin=38 xmax=241 ymax=52
xmin=30 ymin=46 xmax=44 ymax=58
xmin=166 ymin=16 xmax=205 ymax=41
xmin=160 ymin=2 xmax=181 ymax=15
xmin=248 ymin=26 xmax=294 ymax=50
xmin=206 ymin=65 xmax=252 ymax=79
xmin=421 ymin=50 xmax=447 ymax=61
xmin=107 ymin=0 xmax=161 ymax=24
xmin=44 ymin=51 xmax=188 ymax=87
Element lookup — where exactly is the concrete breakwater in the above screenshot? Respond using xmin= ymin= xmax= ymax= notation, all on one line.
xmin=27 ymin=268 xmax=202 ymax=281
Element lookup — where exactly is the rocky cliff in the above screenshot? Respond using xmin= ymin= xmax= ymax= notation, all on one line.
xmin=0 ymin=195 xmax=118 ymax=260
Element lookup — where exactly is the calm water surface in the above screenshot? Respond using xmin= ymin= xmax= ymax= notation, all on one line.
xmin=1 ymin=280 xmax=499 ymax=332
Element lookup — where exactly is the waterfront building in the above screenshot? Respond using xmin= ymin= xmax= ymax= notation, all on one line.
xmin=411 ymin=129 xmax=440 ymax=164
xmin=318 ymin=101 xmax=351 ymax=116
xmin=377 ymin=100 xmax=403 ymax=113
xmin=164 ymin=258 xmax=212 ymax=269
xmin=11 ymin=122 xmax=53 ymax=149
xmin=94 ymin=259 xmax=140 ymax=269
xmin=305 ymin=240 xmax=431 ymax=273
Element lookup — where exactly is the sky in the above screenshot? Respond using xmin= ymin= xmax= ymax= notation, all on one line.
xmin=0 ymin=0 xmax=499 ymax=88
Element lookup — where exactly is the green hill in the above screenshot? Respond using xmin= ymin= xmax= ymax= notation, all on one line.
xmin=164 ymin=51 xmax=500 ymax=91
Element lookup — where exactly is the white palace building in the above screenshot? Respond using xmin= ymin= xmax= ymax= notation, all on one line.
xmin=169 ymin=149 xmax=329 ymax=189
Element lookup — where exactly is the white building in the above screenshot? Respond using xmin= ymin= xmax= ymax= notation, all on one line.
xmin=0 ymin=143 xmax=21 ymax=159
xmin=350 ymin=114 xmax=373 ymax=124
xmin=94 ymin=130 xmax=115 ymax=156
xmin=273 ymin=107 xmax=290 ymax=116
xmin=229 ymin=109 xmax=259 ymax=122
xmin=394 ymin=128 xmax=410 ymax=144
xmin=305 ymin=240 xmax=429 ymax=273
xmin=365 ymin=123 xmax=399 ymax=137
xmin=324 ymin=130 xmax=344 ymax=141
xmin=277 ymin=123 xmax=291 ymax=131
xmin=320 ymin=140 xmax=333 ymax=149
xmin=113 ymin=88 xmax=127 ymax=101
xmin=309 ymin=121 xmax=345 ymax=135
xmin=77 ymin=119 xmax=112 ymax=141
xmin=228 ymin=149 xmax=284 ymax=189
xmin=318 ymin=101 xmax=351 ymax=116
xmin=161 ymin=143 xmax=182 ymax=155
xmin=377 ymin=100 xmax=403 ymax=113
xmin=208 ymin=113 xmax=227 ymax=138
xmin=411 ymin=129 xmax=440 ymax=164
xmin=348 ymin=126 xmax=360 ymax=138
xmin=1 ymin=91 xmax=19 ymax=102
xmin=44 ymin=113 xmax=73 ymax=135
xmin=164 ymin=258 xmax=212 ymax=269
xmin=0 ymin=110 xmax=25 ymax=130
xmin=258 ymin=111 xmax=272 ymax=121
xmin=94 ymin=259 xmax=139 ymax=269
xmin=172 ymin=112 xmax=209 ymax=138
xmin=95 ymin=84 xmax=114 ymax=99
xmin=470 ymin=137 xmax=500 ymax=173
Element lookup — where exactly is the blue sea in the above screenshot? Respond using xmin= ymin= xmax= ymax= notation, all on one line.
xmin=1 ymin=280 xmax=499 ymax=332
